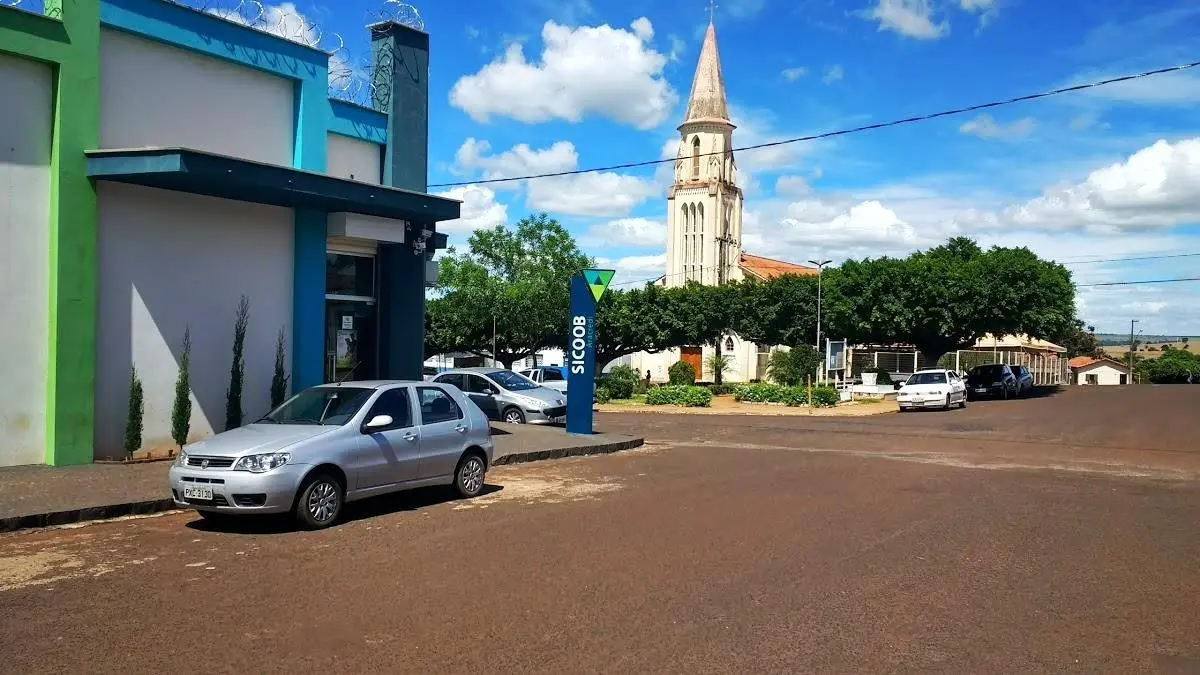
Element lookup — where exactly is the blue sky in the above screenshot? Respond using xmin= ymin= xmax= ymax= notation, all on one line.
xmin=247 ymin=0 xmax=1199 ymax=335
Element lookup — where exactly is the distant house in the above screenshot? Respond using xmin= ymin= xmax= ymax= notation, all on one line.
xmin=1070 ymin=356 xmax=1129 ymax=386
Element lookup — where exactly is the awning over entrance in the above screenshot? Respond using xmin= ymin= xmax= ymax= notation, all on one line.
xmin=86 ymin=147 xmax=461 ymax=225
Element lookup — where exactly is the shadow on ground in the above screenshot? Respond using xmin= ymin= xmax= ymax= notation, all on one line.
xmin=184 ymin=484 xmax=505 ymax=535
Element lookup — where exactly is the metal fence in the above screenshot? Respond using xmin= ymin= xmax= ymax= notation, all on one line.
xmin=850 ymin=347 xmax=1069 ymax=386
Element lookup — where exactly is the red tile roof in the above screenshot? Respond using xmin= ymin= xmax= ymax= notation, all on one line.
xmin=1069 ymin=356 xmax=1126 ymax=369
xmin=739 ymin=253 xmax=819 ymax=280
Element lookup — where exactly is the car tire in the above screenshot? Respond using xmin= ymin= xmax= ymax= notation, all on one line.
xmin=943 ymin=395 xmax=952 ymax=411
xmin=293 ymin=472 xmax=343 ymax=530
xmin=959 ymin=396 xmax=967 ymax=409
xmin=453 ymin=453 xmax=488 ymax=499
xmin=502 ymin=407 xmax=526 ymax=424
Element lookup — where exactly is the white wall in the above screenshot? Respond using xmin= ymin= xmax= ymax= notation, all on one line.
xmin=0 ymin=54 xmax=53 ymax=467
xmin=100 ymin=29 xmax=293 ymax=166
xmin=326 ymin=134 xmax=382 ymax=183
xmin=1075 ymin=364 xmax=1127 ymax=386
xmin=95 ymin=183 xmax=294 ymax=458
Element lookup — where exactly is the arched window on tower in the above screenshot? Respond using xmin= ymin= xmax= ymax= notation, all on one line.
xmin=724 ymin=336 xmax=735 ymax=352
xmin=692 ymin=137 xmax=701 ymax=180
xmin=697 ymin=203 xmax=705 ymax=281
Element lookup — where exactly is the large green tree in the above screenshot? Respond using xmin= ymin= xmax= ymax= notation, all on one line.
xmin=1053 ymin=319 xmax=1104 ymax=359
xmin=730 ymin=275 xmax=818 ymax=348
xmin=426 ymin=213 xmax=592 ymax=368
xmin=828 ymin=237 xmax=1075 ymax=364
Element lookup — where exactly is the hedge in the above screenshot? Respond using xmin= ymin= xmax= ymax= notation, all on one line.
xmin=733 ymin=383 xmax=839 ymax=408
xmin=646 ymin=385 xmax=713 ymax=407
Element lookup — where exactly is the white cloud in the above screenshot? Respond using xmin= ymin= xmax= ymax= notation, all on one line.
xmin=582 ymin=217 xmax=665 ymax=249
xmin=862 ymin=0 xmax=949 ymax=40
xmin=822 ymin=64 xmax=844 ymax=84
xmin=774 ymin=175 xmax=810 ymax=197
xmin=449 ymin=19 xmax=677 ymax=129
xmin=453 ymin=138 xmax=576 ymax=190
xmin=668 ymin=34 xmax=687 ymax=62
xmin=782 ymin=66 xmax=808 ymax=82
xmin=959 ymin=0 xmax=1000 ymax=27
xmin=1068 ymin=113 xmax=1110 ymax=132
xmin=724 ymin=0 xmax=767 ymax=19
xmin=434 ymin=186 xmax=508 ymax=235
xmin=594 ymin=254 xmax=668 ymax=286
xmin=453 ymin=139 xmax=658 ymax=218
xmin=959 ymin=138 xmax=1200 ymax=233
xmin=1068 ymin=70 xmax=1200 ymax=107
xmin=958 ymin=114 xmax=1036 ymax=139
xmin=528 ymin=173 xmax=659 ymax=218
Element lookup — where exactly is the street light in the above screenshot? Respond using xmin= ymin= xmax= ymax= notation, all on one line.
xmin=808 ymin=259 xmax=833 ymax=382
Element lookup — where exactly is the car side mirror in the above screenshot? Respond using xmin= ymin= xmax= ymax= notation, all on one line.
xmin=483 ymin=388 xmax=496 ymax=395
xmin=364 ymin=414 xmax=393 ymax=431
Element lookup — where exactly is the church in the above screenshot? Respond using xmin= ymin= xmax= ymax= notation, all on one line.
xmin=624 ymin=20 xmax=819 ymax=383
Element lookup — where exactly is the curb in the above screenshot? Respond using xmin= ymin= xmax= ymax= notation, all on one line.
xmin=0 ymin=436 xmax=646 ymax=534
xmin=0 ymin=498 xmax=179 ymax=534
xmin=492 ymin=437 xmax=645 ymax=466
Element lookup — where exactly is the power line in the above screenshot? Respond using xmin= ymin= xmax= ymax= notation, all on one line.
xmin=1063 ymin=252 xmax=1200 ymax=265
xmin=1077 ymin=277 xmax=1200 ymax=288
xmin=429 ymin=60 xmax=1200 ymax=188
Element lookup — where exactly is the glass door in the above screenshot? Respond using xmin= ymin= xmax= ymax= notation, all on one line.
xmin=326 ymin=300 xmax=377 ymax=383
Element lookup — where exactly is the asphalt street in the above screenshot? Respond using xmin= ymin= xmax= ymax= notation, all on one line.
xmin=2 ymin=386 xmax=1198 ymax=673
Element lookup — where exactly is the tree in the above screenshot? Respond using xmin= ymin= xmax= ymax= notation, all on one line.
xmin=170 ymin=327 xmax=192 ymax=451
xmin=225 ymin=295 xmax=250 ymax=430
xmin=270 ymin=328 xmax=289 ymax=408
xmin=765 ymin=346 xmax=822 ymax=386
xmin=705 ymin=351 xmax=734 ymax=384
xmin=1053 ymin=319 xmax=1104 ymax=359
xmin=828 ymin=238 xmax=1075 ymax=364
xmin=1142 ymin=349 xmax=1200 ymax=383
xmin=427 ymin=214 xmax=592 ymax=367
xmin=594 ymin=285 xmax=671 ymax=369
xmin=731 ymin=275 xmax=818 ymax=348
xmin=124 ymin=365 xmax=144 ymax=459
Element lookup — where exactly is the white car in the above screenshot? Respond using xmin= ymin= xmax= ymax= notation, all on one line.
xmin=518 ymin=366 xmax=569 ymax=395
xmin=897 ymin=369 xmax=967 ymax=412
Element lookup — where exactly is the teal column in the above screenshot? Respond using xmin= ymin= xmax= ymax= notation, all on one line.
xmin=291 ymin=78 xmax=329 ymax=389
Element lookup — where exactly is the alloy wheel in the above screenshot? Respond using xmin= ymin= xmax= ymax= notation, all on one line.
xmin=307 ymin=480 xmax=339 ymax=523
xmin=461 ymin=457 xmax=485 ymax=495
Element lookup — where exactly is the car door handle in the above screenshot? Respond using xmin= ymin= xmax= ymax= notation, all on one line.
xmin=454 ymin=425 xmax=467 ymax=433
xmin=402 ymin=433 xmax=417 ymax=442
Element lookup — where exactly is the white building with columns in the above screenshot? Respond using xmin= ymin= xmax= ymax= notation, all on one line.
xmin=624 ymin=20 xmax=818 ymax=383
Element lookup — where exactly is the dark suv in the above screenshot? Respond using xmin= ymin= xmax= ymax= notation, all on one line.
xmin=965 ymin=363 xmax=1018 ymax=400
xmin=1008 ymin=364 xmax=1034 ymax=397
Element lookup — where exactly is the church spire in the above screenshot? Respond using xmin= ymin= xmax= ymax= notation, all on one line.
xmin=680 ymin=19 xmax=732 ymax=127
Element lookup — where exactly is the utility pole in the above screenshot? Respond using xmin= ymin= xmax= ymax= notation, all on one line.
xmin=808 ymin=259 xmax=833 ymax=383
xmin=1127 ymin=319 xmax=1138 ymax=382
xmin=492 ymin=314 xmax=497 ymax=368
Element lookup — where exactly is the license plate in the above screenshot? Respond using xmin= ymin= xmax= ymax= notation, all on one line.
xmin=975 ymin=388 xmax=987 ymax=393
xmin=184 ymin=485 xmax=213 ymax=501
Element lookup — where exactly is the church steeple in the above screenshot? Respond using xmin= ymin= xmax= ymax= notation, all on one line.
xmin=680 ymin=20 xmax=732 ymax=127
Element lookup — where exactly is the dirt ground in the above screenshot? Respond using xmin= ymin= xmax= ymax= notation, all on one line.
xmin=2 ymin=385 xmax=1198 ymax=673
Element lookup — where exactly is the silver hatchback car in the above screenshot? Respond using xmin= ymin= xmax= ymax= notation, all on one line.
xmin=432 ymin=367 xmax=566 ymax=425
xmin=167 ymin=380 xmax=494 ymax=529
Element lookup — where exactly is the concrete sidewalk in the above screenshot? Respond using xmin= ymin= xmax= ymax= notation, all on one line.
xmin=0 ymin=423 xmax=643 ymax=532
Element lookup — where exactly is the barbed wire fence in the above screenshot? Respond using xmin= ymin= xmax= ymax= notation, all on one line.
xmin=1 ymin=0 xmax=423 ymax=108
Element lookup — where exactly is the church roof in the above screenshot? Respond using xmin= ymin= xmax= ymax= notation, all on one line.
xmin=680 ymin=21 xmax=732 ymax=126
xmin=739 ymin=253 xmax=820 ymax=280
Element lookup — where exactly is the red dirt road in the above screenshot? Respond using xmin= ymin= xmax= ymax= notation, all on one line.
xmin=1 ymin=387 xmax=1198 ymax=673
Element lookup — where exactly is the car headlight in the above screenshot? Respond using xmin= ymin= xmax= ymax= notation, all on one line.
xmin=234 ymin=452 xmax=291 ymax=473
xmin=176 ymin=450 xmax=188 ymax=466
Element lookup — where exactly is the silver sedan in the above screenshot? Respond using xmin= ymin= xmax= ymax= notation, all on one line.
xmin=167 ymin=380 xmax=495 ymax=529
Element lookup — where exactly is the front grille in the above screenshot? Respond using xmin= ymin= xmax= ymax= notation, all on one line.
xmin=187 ymin=455 xmax=234 ymax=469
xmin=542 ymin=405 xmax=566 ymax=418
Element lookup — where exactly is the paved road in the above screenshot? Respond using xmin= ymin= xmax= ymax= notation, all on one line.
xmin=2 ymin=387 xmax=1199 ymax=673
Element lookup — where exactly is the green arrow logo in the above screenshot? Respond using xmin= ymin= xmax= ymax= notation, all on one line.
xmin=582 ymin=268 xmax=615 ymax=303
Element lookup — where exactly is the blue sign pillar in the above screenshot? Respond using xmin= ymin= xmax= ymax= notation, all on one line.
xmin=565 ymin=269 xmax=614 ymax=435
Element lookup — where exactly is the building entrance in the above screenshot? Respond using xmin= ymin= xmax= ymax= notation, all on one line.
xmin=325 ymin=251 xmax=378 ymax=383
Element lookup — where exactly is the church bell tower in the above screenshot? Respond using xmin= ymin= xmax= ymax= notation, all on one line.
xmin=664 ymin=19 xmax=744 ymax=288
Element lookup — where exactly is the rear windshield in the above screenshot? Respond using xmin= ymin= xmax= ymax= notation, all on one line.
xmin=970 ymin=365 xmax=1007 ymax=376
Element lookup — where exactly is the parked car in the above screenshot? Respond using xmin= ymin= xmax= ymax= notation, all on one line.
xmin=422 ymin=366 xmax=440 ymax=381
xmin=168 ymin=381 xmax=494 ymax=530
xmin=433 ymin=367 xmax=566 ymax=425
xmin=965 ymin=363 xmax=1019 ymax=400
xmin=897 ymin=369 xmax=967 ymax=411
xmin=518 ymin=365 xmax=569 ymax=395
xmin=1008 ymin=364 xmax=1034 ymax=396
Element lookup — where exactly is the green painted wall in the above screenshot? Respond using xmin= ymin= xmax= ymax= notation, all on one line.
xmin=0 ymin=0 xmax=100 ymax=466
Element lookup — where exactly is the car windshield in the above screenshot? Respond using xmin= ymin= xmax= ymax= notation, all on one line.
xmin=259 ymin=386 xmax=374 ymax=425
xmin=970 ymin=365 xmax=1006 ymax=377
xmin=488 ymin=370 xmax=539 ymax=391
xmin=906 ymin=372 xmax=947 ymax=386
